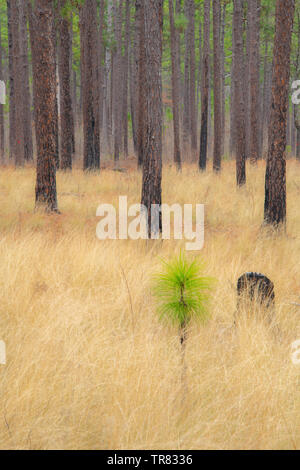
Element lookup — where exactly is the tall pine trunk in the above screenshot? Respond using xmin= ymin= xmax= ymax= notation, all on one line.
xmin=169 ymin=0 xmax=181 ymax=170
xmin=141 ymin=0 xmax=163 ymax=236
xmin=212 ymin=0 xmax=222 ymax=172
xmin=264 ymin=0 xmax=295 ymax=226
xmin=199 ymin=0 xmax=210 ymax=170
xmin=30 ymin=0 xmax=58 ymax=211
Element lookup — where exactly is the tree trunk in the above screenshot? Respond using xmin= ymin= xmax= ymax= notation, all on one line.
xmin=264 ymin=0 xmax=295 ymax=227
xmin=30 ymin=0 xmax=58 ymax=212
xmin=7 ymin=0 xmax=15 ymax=161
xmin=19 ymin=0 xmax=33 ymax=161
xmin=137 ymin=0 xmax=146 ymax=168
xmin=141 ymin=0 xmax=163 ymax=236
xmin=11 ymin=0 xmax=24 ymax=166
xmin=0 ymin=16 xmax=5 ymax=163
xmin=122 ymin=0 xmax=130 ymax=158
xmin=199 ymin=0 xmax=210 ymax=170
xmin=58 ymin=0 xmax=73 ymax=170
xmin=233 ymin=0 xmax=246 ymax=186
xmin=249 ymin=0 xmax=261 ymax=163
xmin=80 ymin=0 xmax=100 ymax=171
xmin=212 ymin=0 xmax=222 ymax=172
xmin=169 ymin=0 xmax=181 ymax=170
xmin=188 ymin=0 xmax=197 ymax=157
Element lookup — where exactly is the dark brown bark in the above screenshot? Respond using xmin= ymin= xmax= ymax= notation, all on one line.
xmin=0 ymin=17 xmax=5 ymax=163
xmin=212 ymin=0 xmax=222 ymax=172
xmin=7 ymin=0 xmax=15 ymax=161
xmin=169 ymin=0 xmax=181 ymax=170
xmin=264 ymin=0 xmax=295 ymax=226
xmin=80 ymin=0 xmax=100 ymax=171
xmin=233 ymin=0 xmax=246 ymax=186
xmin=137 ymin=0 xmax=146 ymax=168
xmin=188 ymin=0 xmax=197 ymax=156
xmin=141 ymin=0 xmax=163 ymax=236
xmin=199 ymin=0 xmax=210 ymax=170
xmin=19 ymin=0 xmax=33 ymax=162
xmin=220 ymin=1 xmax=226 ymax=156
xmin=113 ymin=0 xmax=123 ymax=164
xmin=58 ymin=0 xmax=73 ymax=170
xmin=11 ymin=0 xmax=24 ymax=166
xmin=51 ymin=4 xmax=59 ymax=168
xmin=249 ymin=0 xmax=261 ymax=163
xmin=183 ymin=0 xmax=190 ymax=153
xmin=122 ymin=0 xmax=130 ymax=158
xmin=30 ymin=0 xmax=58 ymax=211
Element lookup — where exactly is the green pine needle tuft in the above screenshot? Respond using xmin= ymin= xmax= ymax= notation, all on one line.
xmin=152 ymin=253 xmax=214 ymax=328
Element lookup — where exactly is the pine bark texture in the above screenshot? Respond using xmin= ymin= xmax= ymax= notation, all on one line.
xmin=31 ymin=0 xmax=58 ymax=211
xmin=264 ymin=0 xmax=295 ymax=226
xmin=141 ymin=0 xmax=163 ymax=236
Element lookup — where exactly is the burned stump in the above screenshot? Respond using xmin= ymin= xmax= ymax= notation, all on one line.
xmin=237 ymin=272 xmax=275 ymax=317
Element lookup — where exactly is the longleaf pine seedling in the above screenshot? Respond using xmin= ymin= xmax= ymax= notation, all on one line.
xmin=153 ymin=253 xmax=214 ymax=345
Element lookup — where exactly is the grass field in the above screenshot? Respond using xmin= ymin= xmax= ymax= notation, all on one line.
xmin=0 ymin=160 xmax=299 ymax=450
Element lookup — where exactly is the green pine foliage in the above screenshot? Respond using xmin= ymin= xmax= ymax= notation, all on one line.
xmin=152 ymin=253 xmax=214 ymax=328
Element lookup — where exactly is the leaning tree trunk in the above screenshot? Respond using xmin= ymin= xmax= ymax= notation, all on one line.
xmin=264 ymin=0 xmax=295 ymax=227
xmin=141 ymin=0 xmax=163 ymax=236
xmin=58 ymin=0 xmax=73 ymax=170
xmin=30 ymin=0 xmax=58 ymax=212
xmin=199 ymin=0 xmax=210 ymax=171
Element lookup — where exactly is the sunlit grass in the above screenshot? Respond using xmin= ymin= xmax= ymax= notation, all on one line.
xmin=0 ymin=160 xmax=299 ymax=449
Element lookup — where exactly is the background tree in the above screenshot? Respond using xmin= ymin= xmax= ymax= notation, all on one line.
xmin=29 ymin=0 xmax=58 ymax=211
xmin=264 ymin=0 xmax=295 ymax=226
xmin=199 ymin=0 xmax=210 ymax=171
xmin=141 ymin=0 xmax=163 ymax=236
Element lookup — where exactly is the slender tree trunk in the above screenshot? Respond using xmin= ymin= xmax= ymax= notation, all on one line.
xmin=19 ymin=0 xmax=33 ymax=161
xmin=220 ymin=1 xmax=226 ymax=156
xmin=51 ymin=5 xmax=59 ymax=168
xmin=234 ymin=0 xmax=246 ymax=186
xmin=212 ymin=0 xmax=222 ymax=172
xmin=169 ymin=0 xmax=181 ymax=170
xmin=199 ymin=0 xmax=210 ymax=170
xmin=113 ymin=0 xmax=123 ymax=164
xmin=137 ymin=0 xmax=146 ymax=168
xmin=58 ymin=0 xmax=73 ymax=170
xmin=30 ymin=0 xmax=58 ymax=211
xmin=141 ymin=0 xmax=163 ymax=236
xmin=122 ymin=0 xmax=130 ymax=158
xmin=189 ymin=0 xmax=197 ymax=157
xmin=11 ymin=0 xmax=24 ymax=166
xmin=183 ymin=0 xmax=190 ymax=153
xmin=249 ymin=0 xmax=261 ymax=163
xmin=80 ymin=0 xmax=100 ymax=170
xmin=7 ymin=0 xmax=15 ymax=161
xmin=264 ymin=0 xmax=295 ymax=226
xmin=0 ymin=17 xmax=5 ymax=163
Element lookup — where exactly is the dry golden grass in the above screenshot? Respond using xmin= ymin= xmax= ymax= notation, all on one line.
xmin=0 ymin=160 xmax=299 ymax=450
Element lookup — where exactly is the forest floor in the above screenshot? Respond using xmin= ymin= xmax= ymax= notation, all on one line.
xmin=0 ymin=160 xmax=299 ymax=450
